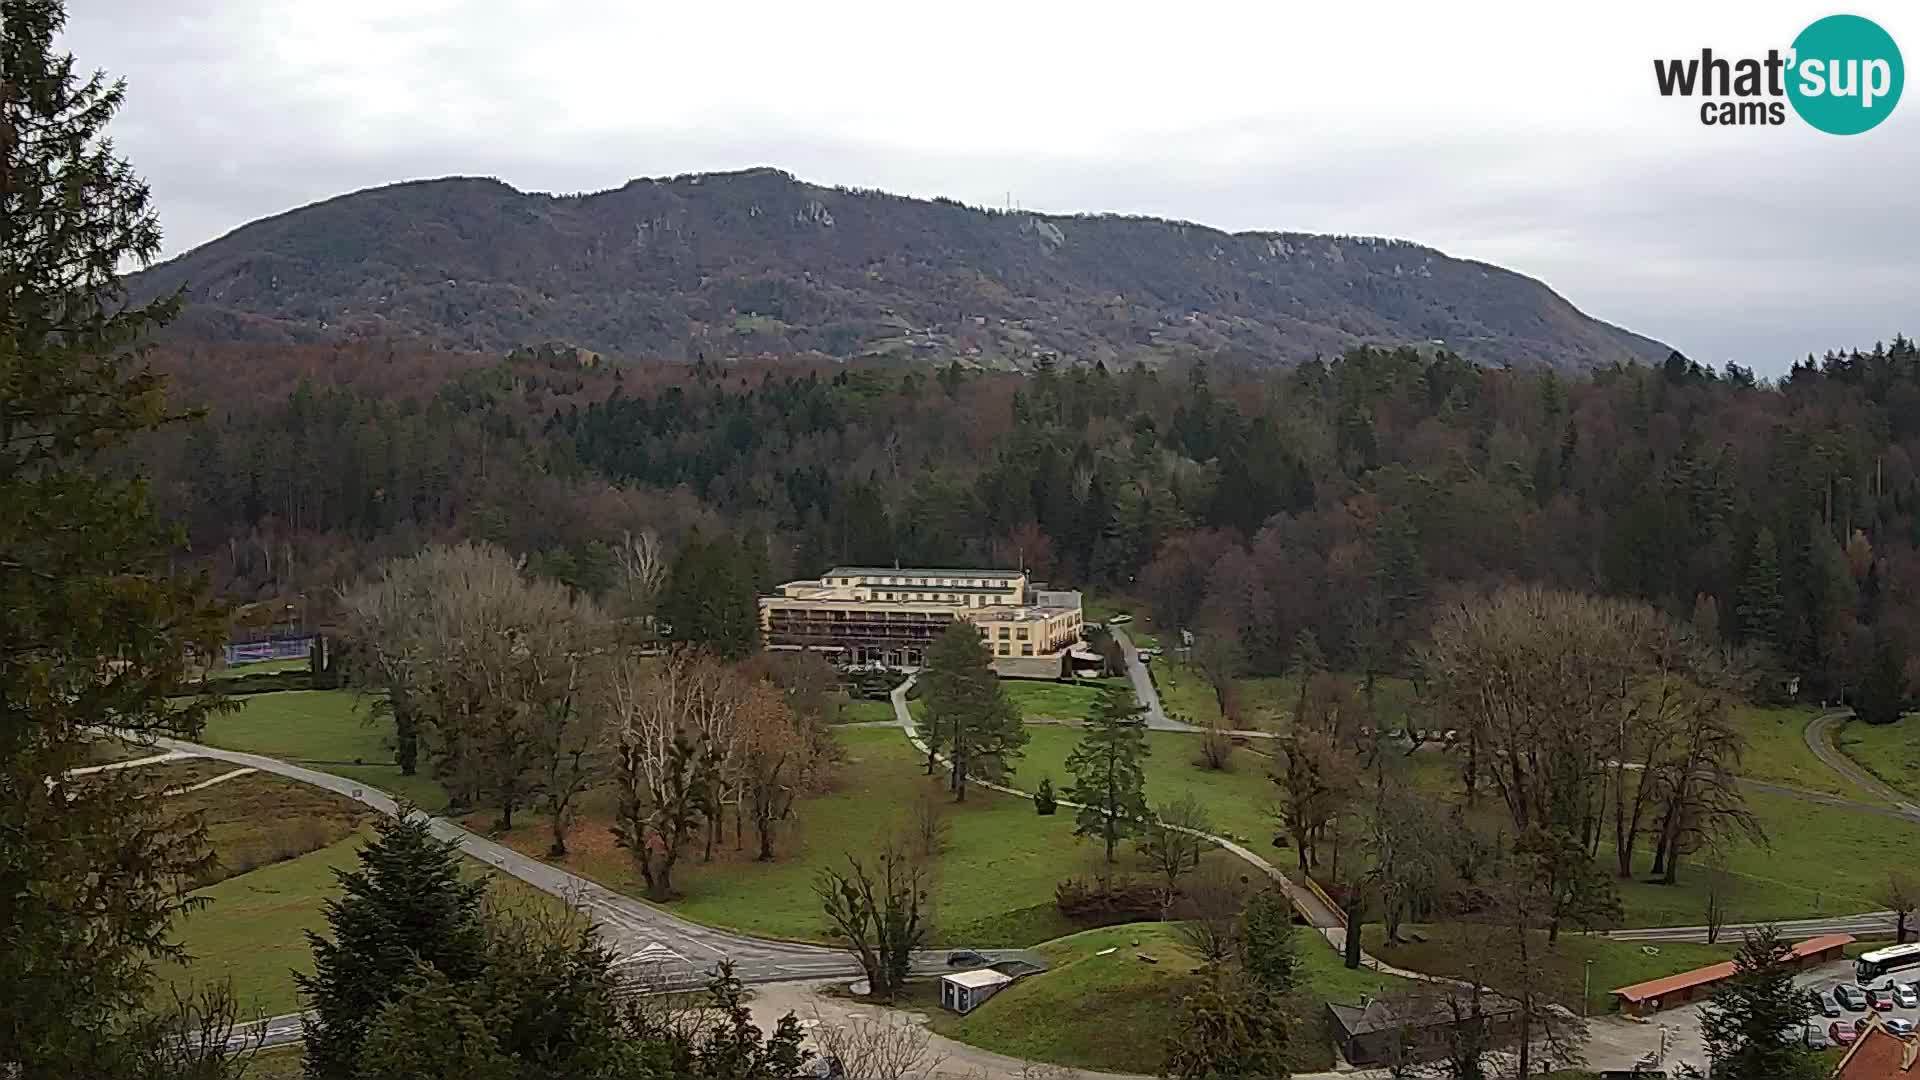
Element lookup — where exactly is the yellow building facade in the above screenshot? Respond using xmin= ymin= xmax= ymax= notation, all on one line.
xmin=760 ymin=567 xmax=1083 ymax=670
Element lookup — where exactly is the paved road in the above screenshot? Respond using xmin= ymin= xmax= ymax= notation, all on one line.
xmin=151 ymin=737 xmax=865 ymax=1039
xmin=147 ymin=736 xmax=1044 ymax=1048
xmin=1610 ymin=911 xmax=1903 ymax=943
xmin=1805 ymin=709 xmax=1920 ymax=817
xmin=1109 ymin=627 xmax=1197 ymax=732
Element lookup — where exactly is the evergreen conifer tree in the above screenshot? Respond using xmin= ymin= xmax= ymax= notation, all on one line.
xmin=298 ymin=809 xmax=488 ymax=1078
xmin=2 ymin=1 xmax=233 ymax=1071
xmin=1063 ymin=684 xmax=1151 ymax=862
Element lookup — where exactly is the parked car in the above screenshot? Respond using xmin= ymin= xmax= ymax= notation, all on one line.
xmin=1813 ymin=990 xmax=1843 ymax=1018
xmin=1806 ymin=1027 xmax=1833 ymax=1051
xmin=1136 ymin=652 xmax=1152 ymax=663
xmin=1108 ymin=614 xmax=1132 ymax=625
xmin=944 ymin=949 xmax=987 ymax=968
xmin=1895 ymin=983 xmax=1920 ymax=1008
xmin=1868 ymin=984 xmax=1899 ymax=1011
xmin=1856 ymin=1016 xmax=1876 ymax=1033
xmin=1832 ymin=1022 xmax=1860 ymax=1046
xmin=1888 ymin=1018 xmax=1918 ymax=1037
xmin=1836 ymin=984 xmax=1868 ymax=1011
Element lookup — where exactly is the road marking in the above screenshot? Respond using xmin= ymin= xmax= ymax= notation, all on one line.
xmin=616 ymin=941 xmax=689 ymax=966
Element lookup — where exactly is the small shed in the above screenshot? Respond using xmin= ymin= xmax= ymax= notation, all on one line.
xmin=939 ymin=968 xmax=1014 ymax=1015
xmin=1610 ymin=933 xmax=1854 ymax=1016
xmin=1327 ymin=992 xmax=1522 ymax=1067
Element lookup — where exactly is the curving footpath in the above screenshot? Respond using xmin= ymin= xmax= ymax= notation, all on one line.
xmin=1804 ymin=708 xmax=1920 ymax=817
xmin=148 ymin=735 xmax=865 ymax=1050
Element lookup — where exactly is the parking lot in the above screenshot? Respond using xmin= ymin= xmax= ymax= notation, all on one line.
xmin=1587 ymin=956 xmax=1907 ymax=1074
xmin=1810 ymin=968 xmax=1920 ymax=1048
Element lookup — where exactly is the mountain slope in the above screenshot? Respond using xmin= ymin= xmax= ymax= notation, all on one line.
xmin=132 ymin=167 xmax=1669 ymax=370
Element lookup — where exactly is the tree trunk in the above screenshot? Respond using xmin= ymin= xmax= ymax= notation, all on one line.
xmin=1649 ymin=804 xmax=1674 ymax=878
xmin=1342 ymin=892 xmax=1364 ymax=970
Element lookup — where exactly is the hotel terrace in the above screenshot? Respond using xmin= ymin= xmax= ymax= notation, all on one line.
xmin=758 ymin=566 xmax=1085 ymax=676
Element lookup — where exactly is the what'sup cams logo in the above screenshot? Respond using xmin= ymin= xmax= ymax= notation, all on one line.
xmin=1654 ymin=13 xmax=1903 ymax=133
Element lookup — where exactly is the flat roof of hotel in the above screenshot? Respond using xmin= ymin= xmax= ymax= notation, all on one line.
xmin=826 ymin=567 xmax=1026 ymax=579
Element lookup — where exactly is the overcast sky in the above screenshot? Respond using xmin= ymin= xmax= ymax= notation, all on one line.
xmin=63 ymin=0 xmax=1918 ymax=373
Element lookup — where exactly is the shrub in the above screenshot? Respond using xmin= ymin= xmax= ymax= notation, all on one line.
xmin=1034 ymin=776 xmax=1058 ymax=815
xmin=1054 ymin=876 xmax=1163 ymax=926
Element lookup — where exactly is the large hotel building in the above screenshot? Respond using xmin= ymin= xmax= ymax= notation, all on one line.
xmin=759 ymin=567 xmax=1085 ymax=675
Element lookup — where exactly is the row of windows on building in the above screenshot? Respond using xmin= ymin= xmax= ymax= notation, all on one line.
xmin=994 ymin=642 xmax=1038 ymax=656
xmin=838 ymin=575 xmax=1012 ymax=589
xmin=877 ymin=591 xmax=1010 ymax=604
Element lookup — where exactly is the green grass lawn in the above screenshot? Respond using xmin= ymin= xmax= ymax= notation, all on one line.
xmin=163 ymin=831 xmax=368 ymax=1016
xmin=164 ymin=828 xmax=576 ymax=1017
xmin=920 ymin=920 xmax=1407 ymax=1074
xmin=1835 ymin=715 xmax=1920 ymax=803
xmin=195 ymin=690 xmax=449 ymax=810
xmin=1018 ymin=726 xmax=1278 ymax=845
xmin=1153 ymin=662 xmax=1417 ymax=734
xmin=1407 ymin=748 xmax=1917 ymax=926
xmin=917 ymin=922 xmax=1201 ymax=1075
xmin=1001 ymin=678 xmax=1132 ymax=722
xmin=836 ymin=699 xmax=896 ymax=724
xmin=472 ymin=727 xmax=1141 ymax=947
xmin=1731 ymin=706 xmax=1871 ymax=797
xmin=1364 ymin=924 xmax=1733 ymax=1017
xmin=168 ymin=771 xmax=371 ymax=888
xmin=239 ymin=1045 xmax=304 ymax=1079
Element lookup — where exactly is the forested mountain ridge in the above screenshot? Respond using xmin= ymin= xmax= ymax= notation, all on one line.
xmin=140 ymin=335 xmax=1920 ymax=706
xmin=130 ymin=167 xmax=1669 ymax=371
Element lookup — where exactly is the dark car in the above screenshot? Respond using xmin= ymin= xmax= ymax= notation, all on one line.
xmin=944 ymin=949 xmax=987 ymax=968
xmin=1867 ymin=985 xmax=1898 ymax=1011
xmin=1812 ymin=989 xmax=1842 ymax=1018
xmin=1835 ymin=984 xmax=1869 ymax=1012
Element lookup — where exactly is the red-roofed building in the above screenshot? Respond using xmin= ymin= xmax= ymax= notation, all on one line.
xmin=1834 ymin=1015 xmax=1920 ymax=1078
xmin=1608 ymin=934 xmax=1853 ymax=1016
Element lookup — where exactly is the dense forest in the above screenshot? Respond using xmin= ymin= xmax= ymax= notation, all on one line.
xmin=138 ymin=335 xmax=1920 ymax=700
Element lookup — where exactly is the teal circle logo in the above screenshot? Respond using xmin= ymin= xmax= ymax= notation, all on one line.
xmin=1788 ymin=14 xmax=1903 ymax=134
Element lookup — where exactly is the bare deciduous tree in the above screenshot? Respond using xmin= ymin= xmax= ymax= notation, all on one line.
xmin=808 ymin=1008 xmax=945 ymax=1080
xmin=907 ymin=793 xmax=951 ymax=860
xmin=1882 ymin=870 xmax=1920 ymax=944
xmin=1174 ymin=864 xmax=1248 ymax=968
xmin=738 ymin=679 xmax=824 ymax=861
xmin=612 ymin=527 xmax=667 ymax=632
xmin=815 ymin=842 xmax=931 ymax=1002
xmin=604 ymin=647 xmax=729 ymax=898
xmin=1704 ymin=845 xmax=1732 ymax=946
xmin=1273 ymin=728 xmax=1358 ymax=873
xmin=1137 ymin=794 xmax=1213 ymax=912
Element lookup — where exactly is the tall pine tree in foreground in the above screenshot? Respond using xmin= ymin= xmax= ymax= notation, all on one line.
xmin=297 ymin=810 xmax=488 ymax=1078
xmin=1 ymin=0 xmax=234 ymax=1073
xmin=1063 ymin=683 xmax=1150 ymax=863
xmin=1699 ymin=927 xmax=1822 ymax=1080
